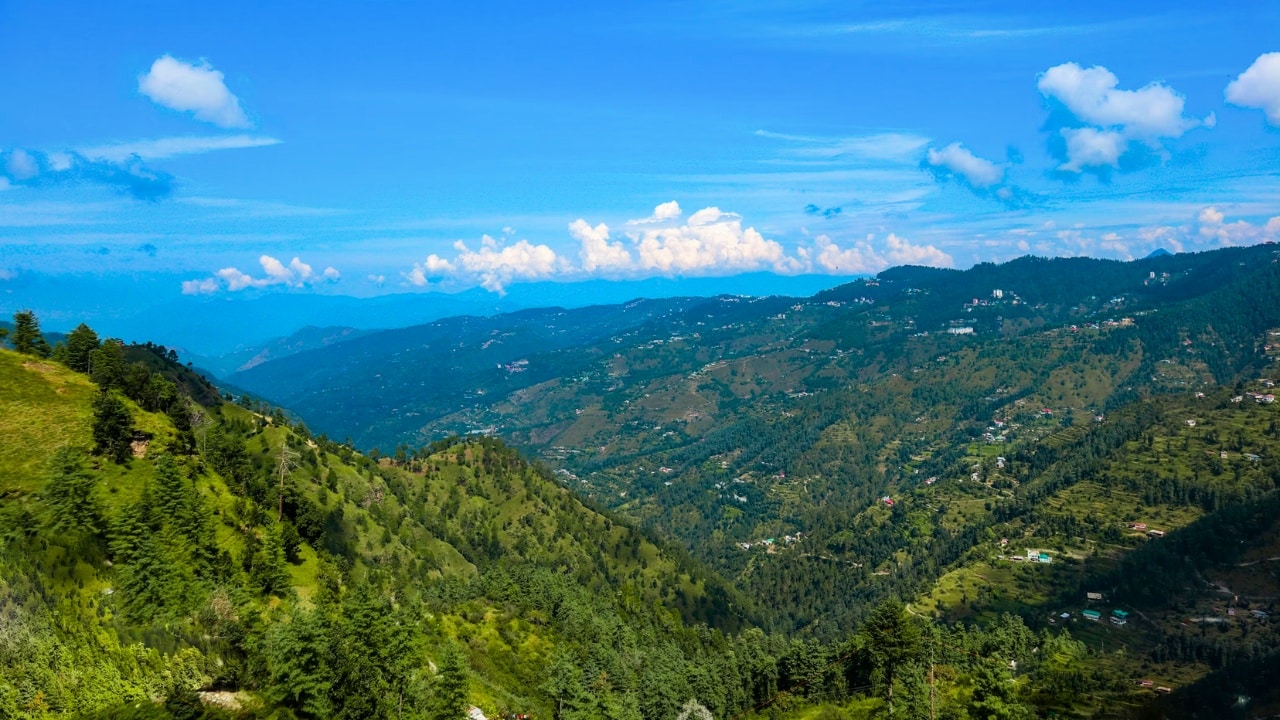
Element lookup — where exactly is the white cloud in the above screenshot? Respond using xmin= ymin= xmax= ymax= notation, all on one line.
xmin=6 ymin=149 xmax=39 ymax=180
xmin=138 ymin=55 xmax=250 ymax=128
xmin=627 ymin=200 xmax=683 ymax=225
xmin=181 ymin=277 xmax=220 ymax=295
xmin=408 ymin=236 xmax=563 ymax=294
xmin=812 ymin=233 xmax=953 ymax=273
xmin=1135 ymin=207 xmax=1280 ymax=254
xmin=630 ymin=208 xmax=800 ymax=275
xmin=182 ymin=254 xmax=339 ymax=294
xmin=1039 ymin=62 xmax=1206 ymax=172
xmin=1038 ymin=63 xmax=1197 ymax=137
xmin=755 ymin=130 xmax=930 ymax=163
xmin=78 ymin=135 xmax=281 ymax=162
xmin=1057 ymin=127 xmax=1127 ymax=172
xmin=569 ymin=219 xmax=632 ymax=272
xmin=1226 ymin=52 xmax=1280 ymax=125
xmin=404 ymin=203 xmax=962 ymax=293
xmin=925 ymin=142 xmax=1004 ymax=187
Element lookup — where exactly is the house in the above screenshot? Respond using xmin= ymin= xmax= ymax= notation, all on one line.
xmin=1038 ymin=553 xmax=1053 ymax=564
xmin=1129 ymin=522 xmax=1148 ymax=531
xmin=1186 ymin=419 xmax=1197 ymax=427
xmin=1232 ymin=396 xmax=1244 ymax=403
xmin=1264 ymin=394 xmax=1276 ymax=404
xmin=1138 ymin=679 xmax=1154 ymax=688
xmin=1245 ymin=453 xmax=1261 ymax=462
xmin=1082 ymin=610 xmax=1102 ymax=621
xmin=1111 ymin=609 xmax=1130 ymax=627
xmin=1027 ymin=549 xmax=1038 ymax=561
xmin=468 ymin=707 xmax=489 ymax=720
xmin=1252 ymin=610 xmax=1270 ymax=619
xmin=1156 ymin=687 xmax=1173 ymax=694
xmin=1148 ymin=529 xmax=1166 ymax=538
xmin=882 ymin=496 xmax=895 ymax=506
xmin=1087 ymin=592 xmax=1104 ymax=601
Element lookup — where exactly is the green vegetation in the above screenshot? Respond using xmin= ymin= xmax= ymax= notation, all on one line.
xmin=6 ymin=243 xmax=1280 ymax=719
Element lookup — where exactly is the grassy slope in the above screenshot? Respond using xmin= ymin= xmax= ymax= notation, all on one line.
xmin=0 ymin=347 xmax=747 ymax=718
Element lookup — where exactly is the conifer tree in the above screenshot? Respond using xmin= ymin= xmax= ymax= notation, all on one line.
xmin=44 ymin=447 xmax=102 ymax=538
xmin=251 ymin=525 xmax=292 ymax=597
xmin=428 ymin=641 xmax=470 ymax=720
xmin=88 ymin=338 xmax=126 ymax=389
xmin=92 ymin=389 xmax=134 ymax=463
xmin=11 ymin=310 xmax=49 ymax=356
xmin=62 ymin=322 xmax=100 ymax=373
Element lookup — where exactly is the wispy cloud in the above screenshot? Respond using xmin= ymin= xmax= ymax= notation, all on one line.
xmin=755 ymin=129 xmax=929 ymax=163
xmin=0 ymin=149 xmax=172 ymax=200
xmin=78 ymin=135 xmax=281 ymax=162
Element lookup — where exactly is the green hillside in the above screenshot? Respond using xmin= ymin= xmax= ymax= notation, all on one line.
xmin=0 ymin=343 xmax=773 ymax=719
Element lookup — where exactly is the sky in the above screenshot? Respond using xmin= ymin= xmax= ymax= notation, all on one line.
xmin=2 ymin=0 xmax=1280 ymax=313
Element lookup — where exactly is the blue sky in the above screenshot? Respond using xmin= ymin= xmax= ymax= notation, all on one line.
xmin=2 ymin=0 xmax=1280 ymax=308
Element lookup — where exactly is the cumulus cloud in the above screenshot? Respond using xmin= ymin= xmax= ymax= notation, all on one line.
xmin=629 ymin=206 xmax=802 ymax=274
xmin=1226 ymin=52 xmax=1280 ymax=125
xmin=1134 ymin=207 xmax=1280 ymax=255
xmin=0 ymin=148 xmax=172 ymax=200
xmin=182 ymin=255 xmax=340 ymax=294
xmin=139 ymin=55 xmax=250 ymax=128
xmin=569 ymin=219 xmax=632 ymax=273
xmin=1038 ymin=62 xmax=1206 ymax=174
xmin=405 ymin=202 xmax=959 ymax=294
xmin=407 ymin=236 xmax=563 ymax=294
xmin=1056 ymin=127 xmax=1127 ymax=172
xmin=926 ymin=143 xmax=1004 ymax=187
xmin=812 ymin=233 xmax=954 ymax=273
xmin=628 ymin=200 xmax=682 ymax=225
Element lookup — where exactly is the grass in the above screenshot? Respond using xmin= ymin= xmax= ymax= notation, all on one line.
xmin=0 ymin=350 xmax=96 ymax=491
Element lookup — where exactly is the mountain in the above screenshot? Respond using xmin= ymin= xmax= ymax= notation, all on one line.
xmin=0 ymin=343 xmax=771 ymax=720
xmin=219 ymin=244 xmax=1280 ymax=714
xmin=1145 ymin=247 xmax=1174 ymax=259
xmin=186 ymin=326 xmax=376 ymax=378
xmin=5 ymin=255 xmax=1280 ymax=717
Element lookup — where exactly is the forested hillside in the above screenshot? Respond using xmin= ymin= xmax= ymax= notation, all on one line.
xmin=6 ymin=242 xmax=1280 ymax=719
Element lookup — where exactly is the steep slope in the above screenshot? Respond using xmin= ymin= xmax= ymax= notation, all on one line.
xmin=0 ymin=346 xmax=764 ymax=719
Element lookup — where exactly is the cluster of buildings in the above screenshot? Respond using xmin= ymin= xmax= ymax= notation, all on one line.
xmin=737 ymin=533 xmax=804 ymax=551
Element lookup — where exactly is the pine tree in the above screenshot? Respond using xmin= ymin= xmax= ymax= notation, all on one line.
xmin=62 ymin=323 xmax=100 ymax=373
xmin=11 ymin=310 xmax=49 ymax=357
xmin=263 ymin=609 xmax=334 ymax=719
xmin=92 ymin=389 xmax=134 ymax=463
xmin=251 ymin=525 xmax=293 ymax=597
xmin=88 ymin=339 xmax=126 ymax=389
xmin=427 ymin=641 xmax=470 ymax=720
xmin=44 ymin=447 xmax=102 ymax=537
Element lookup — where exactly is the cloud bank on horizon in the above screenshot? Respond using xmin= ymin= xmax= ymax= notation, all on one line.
xmin=2 ymin=2 xmax=1280 ymax=302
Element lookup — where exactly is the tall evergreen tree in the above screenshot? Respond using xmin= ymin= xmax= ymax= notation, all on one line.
xmin=11 ymin=310 xmax=49 ymax=357
xmin=89 ymin=338 xmax=126 ymax=389
xmin=860 ymin=599 xmax=923 ymax=715
xmin=62 ymin=322 xmax=100 ymax=373
xmin=92 ymin=389 xmax=135 ymax=463
xmin=427 ymin=641 xmax=470 ymax=720
xmin=44 ymin=447 xmax=103 ymax=538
